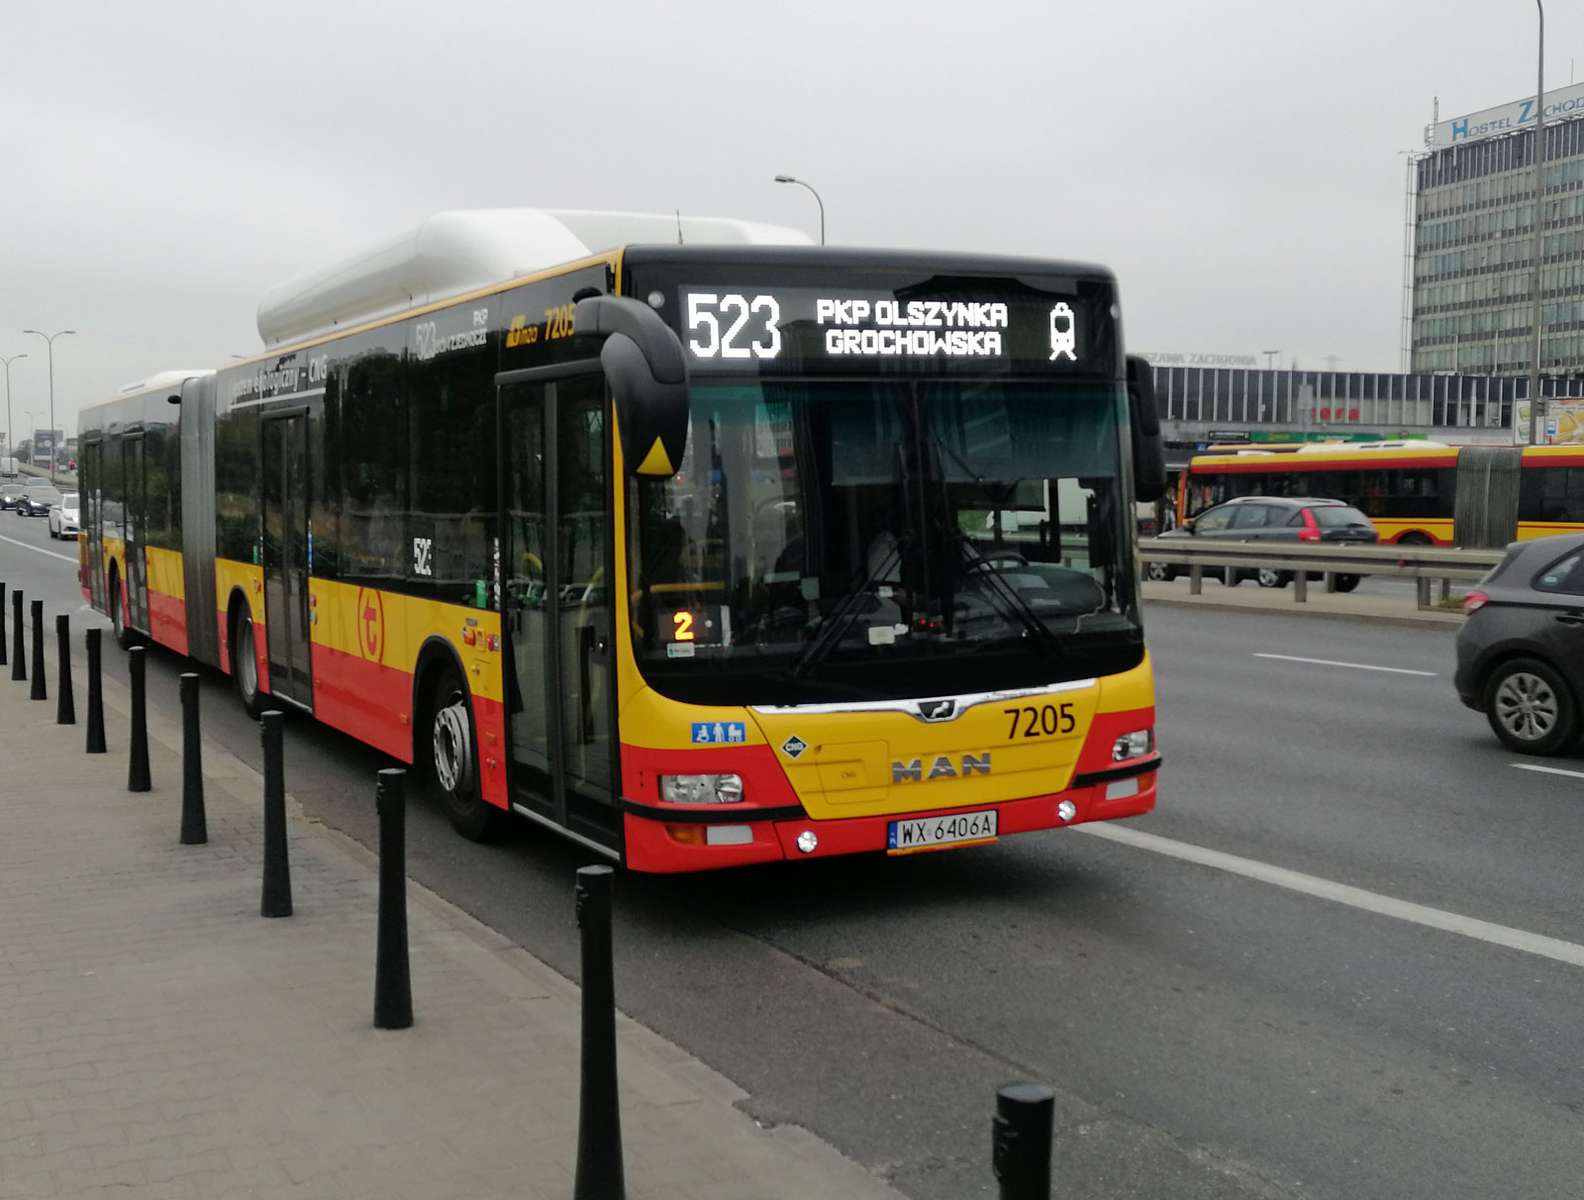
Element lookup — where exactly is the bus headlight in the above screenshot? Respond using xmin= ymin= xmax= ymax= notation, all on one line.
xmin=660 ymin=773 xmax=745 ymax=805
xmin=1112 ymin=730 xmax=1154 ymax=761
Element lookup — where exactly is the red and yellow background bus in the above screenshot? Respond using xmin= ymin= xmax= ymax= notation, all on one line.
xmin=1181 ymin=443 xmax=1584 ymax=546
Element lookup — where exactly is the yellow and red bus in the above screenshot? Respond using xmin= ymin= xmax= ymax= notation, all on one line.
xmin=78 ymin=209 xmax=1165 ymax=872
xmin=1181 ymin=443 xmax=1584 ymax=546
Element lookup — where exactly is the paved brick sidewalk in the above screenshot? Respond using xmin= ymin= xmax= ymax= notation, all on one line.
xmin=0 ymin=635 xmax=905 ymax=1200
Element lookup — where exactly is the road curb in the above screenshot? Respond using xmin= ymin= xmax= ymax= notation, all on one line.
xmin=1143 ymin=593 xmax=1464 ymax=630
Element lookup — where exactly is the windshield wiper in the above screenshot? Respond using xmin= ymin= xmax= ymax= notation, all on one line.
xmin=788 ymin=539 xmax=903 ymax=680
xmin=927 ymin=439 xmax=1062 ymax=656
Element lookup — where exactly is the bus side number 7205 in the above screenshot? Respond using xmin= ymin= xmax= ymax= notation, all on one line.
xmin=1003 ymin=702 xmax=1076 ymax=739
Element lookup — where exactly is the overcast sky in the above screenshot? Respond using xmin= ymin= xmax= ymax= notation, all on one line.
xmin=2 ymin=0 xmax=1580 ymax=441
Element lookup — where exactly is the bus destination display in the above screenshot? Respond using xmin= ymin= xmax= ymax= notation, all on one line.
xmin=674 ymin=285 xmax=1104 ymax=375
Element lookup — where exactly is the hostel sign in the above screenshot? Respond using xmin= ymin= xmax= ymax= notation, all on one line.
xmin=1428 ymin=82 xmax=1584 ymax=149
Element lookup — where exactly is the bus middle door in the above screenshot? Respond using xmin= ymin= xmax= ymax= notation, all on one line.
xmin=260 ymin=411 xmax=313 ymax=707
xmin=123 ymin=433 xmax=150 ymax=633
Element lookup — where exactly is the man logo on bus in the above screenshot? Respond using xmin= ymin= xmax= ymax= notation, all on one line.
xmin=356 ymin=587 xmax=385 ymax=663
xmin=1048 ymin=302 xmax=1077 ymax=362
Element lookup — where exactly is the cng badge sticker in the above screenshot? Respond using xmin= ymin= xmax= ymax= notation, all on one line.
xmin=780 ymin=735 xmax=809 ymax=759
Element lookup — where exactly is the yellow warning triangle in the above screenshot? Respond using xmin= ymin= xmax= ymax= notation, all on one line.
xmin=634 ymin=437 xmax=674 ymax=476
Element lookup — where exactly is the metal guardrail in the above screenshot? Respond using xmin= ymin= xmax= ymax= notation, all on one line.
xmin=1137 ymin=537 xmax=1503 ymax=609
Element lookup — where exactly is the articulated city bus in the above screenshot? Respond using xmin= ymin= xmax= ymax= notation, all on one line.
xmin=79 ymin=209 xmax=1166 ymax=872
xmin=1181 ymin=443 xmax=1584 ymax=547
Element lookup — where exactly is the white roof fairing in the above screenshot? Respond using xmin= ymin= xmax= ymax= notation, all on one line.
xmin=256 ymin=208 xmax=814 ymax=347
xmin=116 ymin=369 xmax=215 ymax=398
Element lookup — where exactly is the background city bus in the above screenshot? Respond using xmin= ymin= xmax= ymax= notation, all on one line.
xmin=1181 ymin=443 xmax=1584 ymax=547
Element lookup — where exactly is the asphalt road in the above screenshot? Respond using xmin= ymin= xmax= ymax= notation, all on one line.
xmin=3 ymin=514 xmax=1582 ymax=1200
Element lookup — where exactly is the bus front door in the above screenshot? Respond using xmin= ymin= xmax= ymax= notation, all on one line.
xmin=260 ymin=413 xmax=313 ymax=707
xmin=498 ymin=366 xmax=618 ymax=853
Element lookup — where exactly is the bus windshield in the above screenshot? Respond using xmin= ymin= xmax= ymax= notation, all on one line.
xmin=629 ymin=379 xmax=1142 ymax=706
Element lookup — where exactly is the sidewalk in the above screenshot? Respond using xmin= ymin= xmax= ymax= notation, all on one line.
xmin=1142 ymin=579 xmax=1467 ymax=627
xmin=0 ymin=633 xmax=905 ymax=1200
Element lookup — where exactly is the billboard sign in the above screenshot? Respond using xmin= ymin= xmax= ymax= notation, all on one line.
xmin=1428 ymin=81 xmax=1584 ymax=149
xmin=1513 ymin=399 xmax=1584 ymax=445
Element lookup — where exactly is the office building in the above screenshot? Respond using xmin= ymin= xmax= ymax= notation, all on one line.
xmin=1410 ymin=82 xmax=1584 ymax=376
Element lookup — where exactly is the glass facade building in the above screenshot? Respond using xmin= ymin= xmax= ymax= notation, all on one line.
xmin=1148 ymin=364 xmax=1572 ymax=434
xmin=1411 ymin=113 xmax=1584 ymax=375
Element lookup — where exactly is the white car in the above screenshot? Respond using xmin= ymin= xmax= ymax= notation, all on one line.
xmin=48 ymin=493 xmax=79 ymax=539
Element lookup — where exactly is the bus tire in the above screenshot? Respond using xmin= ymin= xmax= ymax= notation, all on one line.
xmin=1333 ymin=574 xmax=1362 ymax=593
xmin=108 ymin=562 xmax=137 ymax=650
xmin=1397 ymin=532 xmax=1432 ymax=547
xmin=1484 ymin=657 xmax=1577 ymax=756
xmin=424 ymin=665 xmax=504 ymax=842
xmin=231 ymin=604 xmax=266 ymax=718
xmin=1256 ymin=568 xmax=1289 ymax=589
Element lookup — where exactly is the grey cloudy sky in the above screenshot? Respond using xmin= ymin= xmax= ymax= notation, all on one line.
xmin=2 ymin=0 xmax=1580 ymax=440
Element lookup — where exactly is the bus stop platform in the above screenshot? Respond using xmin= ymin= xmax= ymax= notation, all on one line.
xmin=1142 ymin=580 xmax=1467 ymax=628
xmin=0 ymin=644 xmax=904 ymax=1200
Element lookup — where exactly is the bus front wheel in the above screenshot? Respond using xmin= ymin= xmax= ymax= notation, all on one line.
xmin=426 ymin=666 xmax=504 ymax=842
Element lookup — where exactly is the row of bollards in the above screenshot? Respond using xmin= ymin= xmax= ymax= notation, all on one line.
xmin=1 ymin=579 xmax=1048 ymax=1196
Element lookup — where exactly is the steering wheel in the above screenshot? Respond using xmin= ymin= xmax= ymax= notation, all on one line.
xmin=968 ymin=551 xmax=1029 ymax=572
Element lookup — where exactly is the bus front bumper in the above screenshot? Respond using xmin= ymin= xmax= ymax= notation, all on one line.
xmin=622 ymin=758 xmax=1159 ymax=873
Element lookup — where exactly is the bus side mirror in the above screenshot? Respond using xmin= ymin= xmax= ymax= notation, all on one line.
xmin=1125 ymin=355 xmax=1168 ymax=503
xmin=572 ymin=294 xmax=690 ymax=478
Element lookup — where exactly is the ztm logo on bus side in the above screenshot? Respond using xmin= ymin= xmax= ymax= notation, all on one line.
xmin=356 ymin=588 xmax=386 ymax=663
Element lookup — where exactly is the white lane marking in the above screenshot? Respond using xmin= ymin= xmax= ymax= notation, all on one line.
xmin=1253 ymin=652 xmax=1437 ymax=677
xmin=0 ymin=531 xmax=79 ymax=565
xmin=1511 ymin=763 xmax=1584 ymax=781
xmin=1077 ymin=822 xmax=1584 ymax=970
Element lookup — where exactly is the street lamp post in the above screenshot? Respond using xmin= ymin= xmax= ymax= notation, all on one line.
xmin=23 ymin=329 xmax=75 ymax=484
xmin=0 ymin=352 xmax=26 ymax=466
xmin=773 ymin=175 xmax=825 ymax=245
xmin=1528 ymin=0 xmax=1546 ymax=445
xmin=1262 ymin=350 xmax=1280 ymax=371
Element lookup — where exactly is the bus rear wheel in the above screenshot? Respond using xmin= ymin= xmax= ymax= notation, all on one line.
xmin=108 ymin=564 xmax=136 ymax=650
xmin=232 ymin=608 xmax=266 ymax=718
xmin=426 ymin=666 xmax=504 ymax=842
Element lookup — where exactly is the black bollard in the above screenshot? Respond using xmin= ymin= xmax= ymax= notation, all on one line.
xmin=373 ymin=768 xmax=413 ymax=1030
xmin=0 ymin=581 xmax=7 ymax=668
xmin=84 ymin=628 xmax=106 ymax=753
xmin=11 ymin=588 xmax=24 ymax=681
xmin=259 ymin=711 xmax=292 ymax=918
xmin=573 ymin=864 xmax=625 ymax=1200
xmin=179 ymin=674 xmax=206 ymax=845
xmin=127 ymin=646 xmax=151 ymax=791
xmin=55 ymin=614 xmax=74 ymax=725
xmin=991 ymin=1083 xmax=1055 ymax=1200
xmin=29 ymin=600 xmax=45 ymax=701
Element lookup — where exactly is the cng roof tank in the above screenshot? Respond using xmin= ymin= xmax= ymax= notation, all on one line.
xmin=255 ymin=208 xmax=814 ymax=347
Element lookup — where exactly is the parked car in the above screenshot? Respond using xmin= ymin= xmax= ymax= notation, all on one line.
xmin=1148 ymin=496 xmax=1379 ymax=591
xmin=1454 ymin=533 xmax=1584 ymax=756
xmin=0 ymin=479 xmax=32 ymax=509
xmin=15 ymin=484 xmax=61 ymax=517
xmin=48 ymin=493 xmax=79 ymax=539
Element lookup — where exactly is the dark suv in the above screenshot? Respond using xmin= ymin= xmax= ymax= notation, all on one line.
xmin=1455 ymin=533 xmax=1584 ymax=756
xmin=1150 ymin=496 xmax=1379 ymax=590
xmin=0 ymin=479 xmax=31 ymax=509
